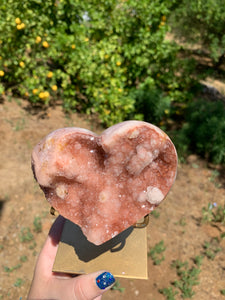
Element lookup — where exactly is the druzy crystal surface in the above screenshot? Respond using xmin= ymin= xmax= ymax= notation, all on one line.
xmin=32 ymin=121 xmax=177 ymax=245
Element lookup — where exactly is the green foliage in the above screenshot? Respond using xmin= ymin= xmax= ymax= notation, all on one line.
xmin=193 ymin=255 xmax=204 ymax=268
xmin=150 ymin=209 xmax=160 ymax=218
xmin=131 ymin=86 xmax=171 ymax=125
xmin=111 ymin=280 xmax=125 ymax=293
xmin=171 ymin=260 xmax=201 ymax=298
xmin=33 ymin=216 xmax=42 ymax=233
xmin=20 ymin=255 xmax=28 ymax=263
xmin=202 ymin=202 xmax=225 ymax=224
xmin=14 ymin=278 xmax=24 ymax=287
xmin=148 ymin=240 xmax=166 ymax=265
xmin=0 ymin=0 xmax=196 ymax=126
xmin=4 ymin=264 xmax=22 ymax=273
xmin=170 ymin=0 xmax=225 ymax=64
xmin=203 ymin=238 xmax=221 ymax=260
xmin=19 ymin=227 xmax=34 ymax=243
xmin=29 ymin=241 xmax=37 ymax=250
xmin=159 ymin=287 xmax=178 ymax=300
xmin=172 ymin=99 xmax=225 ymax=164
xmin=202 ymin=202 xmax=217 ymax=223
xmin=212 ymin=203 xmax=225 ymax=223
xmin=160 ymin=257 xmax=202 ymax=299
xmin=208 ymin=169 xmax=222 ymax=188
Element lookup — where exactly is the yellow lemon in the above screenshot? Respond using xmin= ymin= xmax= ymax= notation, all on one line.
xmin=44 ymin=91 xmax=50 ymax=98
xmin=39 ymin=92 xmax=45 ymax=99
xmin=116 ymin=61 xmax=121 ymax=66
xmin=39 ymin=91 xmax=49 ymax=99
xmin=118 ymin=88 xmax=123 ymax=92
xmin=0 ymin=70 xmax=5 ymax=77
xmin=104 ymin=54 xmax=109 ymax=59
xmin=24 ymin=92 xmax=29 ymax=97
xmin=164 ymin=109 xmax=169 ymax=114
xmin=19 ymin=61 xmax=25 ymax=68
xmin=104 ymin=109 xmax=110 ymax=115
xmin=32 ymin=89 xmax=38 ymax=94
xmin=36 ymin=36 xmax=42 ymax=43
xmin=0 ymin=56 xmax=2 ymax=60
xmin=51 ymin=85 xmax=57 ymax=91
xmin=84 ymin=38 xmax=89 ymax=42
xmin=42 ymin=41 xmax=49 ymax=48
xmin=15 ymin=18 xmax=21 ymax=25
xmin=71 ymin=44 xmax=76 ymax=49
xmin=47 ymin=71 xmax=53 ymax=78
xmin=161 ymin=15 xmax=166 ymax=22
xmin=17 ymin=23 xmax=25 ymax=30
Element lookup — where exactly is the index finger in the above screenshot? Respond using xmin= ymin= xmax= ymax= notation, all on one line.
xmin=35 ymin=215 xmax=66 ymax=277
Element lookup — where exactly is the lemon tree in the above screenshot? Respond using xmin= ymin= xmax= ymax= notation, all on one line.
xmin=169 ymin=0 xmax=225 ymax=66
xmin=0 ymin=0 xmax=195 ymax=125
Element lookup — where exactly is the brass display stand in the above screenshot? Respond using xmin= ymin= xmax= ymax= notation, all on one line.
xmin=53 ymin=218 xmax=148 ymax=279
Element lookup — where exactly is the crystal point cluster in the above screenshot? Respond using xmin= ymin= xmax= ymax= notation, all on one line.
xmin=32 ymin=121 xmax=177 ymax=245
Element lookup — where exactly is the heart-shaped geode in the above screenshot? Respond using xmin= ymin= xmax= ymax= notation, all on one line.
xmin=32 ymin=121 xmax=177 ymax=245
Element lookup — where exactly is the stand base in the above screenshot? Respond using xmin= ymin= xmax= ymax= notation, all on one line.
xmin=53 ymin=219 xmax=148 ymax=279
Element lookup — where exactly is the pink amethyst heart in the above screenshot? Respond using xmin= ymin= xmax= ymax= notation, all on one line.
xmin=32 ymin=121 xmax=177 ymax=245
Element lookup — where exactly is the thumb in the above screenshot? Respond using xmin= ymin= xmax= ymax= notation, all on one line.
xmin=54 ymin=270 xmax=115 ymax=300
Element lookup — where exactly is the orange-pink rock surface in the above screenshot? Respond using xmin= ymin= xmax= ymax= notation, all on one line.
xmin=32 ymin=121 xmax=177 ymax=245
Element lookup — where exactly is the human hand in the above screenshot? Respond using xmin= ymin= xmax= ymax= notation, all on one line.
xmin=27 ymin=216 xmax=115 ymax=300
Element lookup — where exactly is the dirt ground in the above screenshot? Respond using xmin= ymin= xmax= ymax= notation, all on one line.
xmin=0 ymin=98 xmax=225 ymax=300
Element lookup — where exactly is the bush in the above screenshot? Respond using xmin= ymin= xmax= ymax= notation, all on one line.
xmin=173 ymin=99 xmax=225 ymax=164
xmin=169 ymin=0 xmax=225 ymax=65
xmin=0 ymin=0 xmax=197 ymax=126
xmin=131 ymin=85 xmax=171 ymax=125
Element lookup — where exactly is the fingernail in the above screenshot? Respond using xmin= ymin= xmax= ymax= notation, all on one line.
xmin=96 ymin=272 xmax=115 ymax=289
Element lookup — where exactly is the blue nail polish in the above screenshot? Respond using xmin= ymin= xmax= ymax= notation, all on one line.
xmin=96 ymin=272 xmax=115 ymax=289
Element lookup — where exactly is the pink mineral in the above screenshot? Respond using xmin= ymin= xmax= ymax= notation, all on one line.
xmin=31 ymin=121 xmax=177 ymax=245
